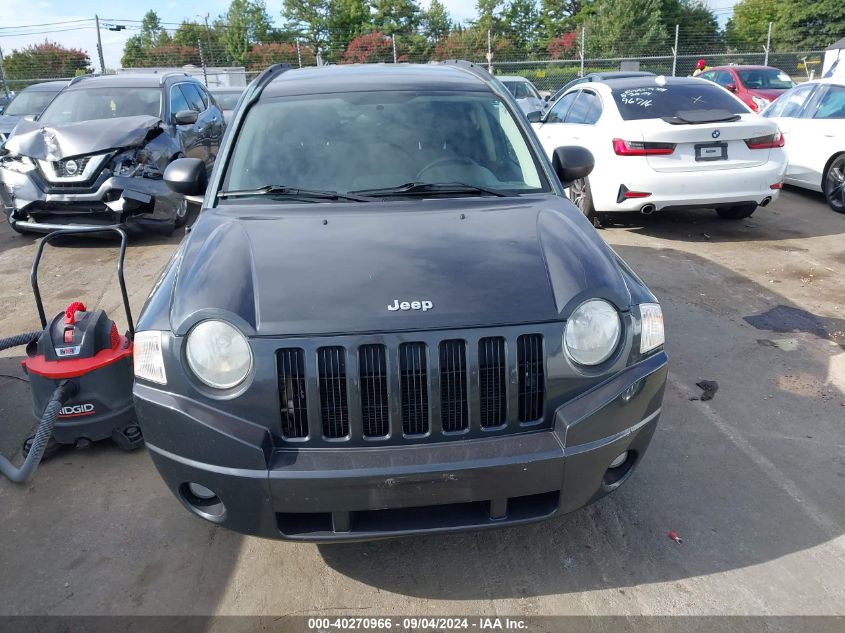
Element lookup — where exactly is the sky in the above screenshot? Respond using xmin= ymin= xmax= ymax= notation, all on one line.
xmin=0 ymin=0 xmax=739 ymax=72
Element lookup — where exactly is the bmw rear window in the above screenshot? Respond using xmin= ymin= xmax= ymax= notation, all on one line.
xmin=611 ymin=83 xmax=749 ymax=120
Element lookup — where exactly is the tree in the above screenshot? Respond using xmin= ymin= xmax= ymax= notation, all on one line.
xmin=661 ymin=0 xmax=721 ymax=51
xmin=422 ymin=0 xmax=451 ymax=42
xmin=776 ymin=0 xmax=845 ymax=50
xmin=282 ymin=0 xmax=332 ymax=56
xmin=343 ymin=32 xmax=395 ymax=62
xmin=583 ymin=0 xmax=667 ymax=57
xmin=224 ymin=0 xmax=275 ymax=65
xmin=431 ymin=26 xmax=514 ymax=61
xmin=474 ymin=0 xmax=503 ymax=34
xmin=500 ymin=0 xmax=541 ymax=54
xmin=4 ymin=41 xmax=91 ymax=83
xmin=121 ymin=10 xmax=174 ymax=67
xmin=540 ymin=0 xmax=589 ymax=43
xmin=139 ymin=10 xmax=171 ymax=48
xmin=326 ymin=0 xmax=372 ymax=58
xmin=243 ymin=42 xmax=316 ymax=69
xmin=371 ymin=0 xmax=422 ymax=37
xmin=724 ymin=0 xmax=778 ymax=51
xmin=145 ymin=44 xmax=201 ymax=67
xmin=547 ymin=31 xmax=578 ymax=58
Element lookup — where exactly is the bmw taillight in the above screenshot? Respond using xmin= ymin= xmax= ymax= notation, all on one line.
xmin=612 ymin=138 xmax=676 ymax=156
xmin=745 ymin=132 xmax=785 ymax=149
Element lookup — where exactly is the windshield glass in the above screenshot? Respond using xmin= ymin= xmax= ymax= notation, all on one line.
xmin=213 ymin=91 xmax=242 ymax=110
xmin=4 ymin=89 xmax=61 ymax=117
xmin=502 ymin=81 xmax=540 ymax=100
xmin=737 ymin=69 xmax=794 ymax=90
xmin=612 ymin=83 xmax=749 ymax=120
xmin=223 ymin=91 xmax=547 ymax=196
xmin=38 ymin=87 xmax=162 ymax=125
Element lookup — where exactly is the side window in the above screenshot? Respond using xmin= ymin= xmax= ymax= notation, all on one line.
xmin=813 ymin=85 xmax=845 ymax=119
xmin=180 ymin=84 xmax=206 ymax=112
xmin=566 ymin=91 xmax=601 ymax=124
xmin=778 ymin=84 xmax=816 ymax=118
xmin=699 ymin=71 xmax=716 ymax=83
xmin=169 ymin=85 xmax=191 ymax=119
xmin=714 ymin=71 xmax=735 ymax=88
xmin=546 ymin=91 xmax=577 ymax=123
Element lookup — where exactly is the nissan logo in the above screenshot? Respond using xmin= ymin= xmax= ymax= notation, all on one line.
xmin=712 ymin=130 xmax=721 ymax=139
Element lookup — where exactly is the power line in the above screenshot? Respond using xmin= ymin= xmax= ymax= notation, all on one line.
xmin=0 ymin=19 xmax=93 ymax=31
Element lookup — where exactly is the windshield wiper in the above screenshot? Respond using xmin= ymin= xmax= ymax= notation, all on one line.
xmin=217 ymin=185 xmax=374 ymax=202
xmin=350 ymin=182 xmax=515 ymax=198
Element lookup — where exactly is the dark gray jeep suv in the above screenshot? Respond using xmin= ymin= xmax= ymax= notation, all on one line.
xmin=0 ymin=72 xmax=223 ymax=234
xmin=132 ymin=62 xmax=668 ymax=541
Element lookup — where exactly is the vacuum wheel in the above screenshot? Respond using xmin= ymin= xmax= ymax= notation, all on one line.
xmin=111 ymin=425 xmax=144 ymax=452
xmin=22 ymin=435 xmax=61 ymax=460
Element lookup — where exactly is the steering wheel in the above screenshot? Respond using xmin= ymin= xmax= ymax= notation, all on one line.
xmin=416 ymin=156 xmax=481 ymax=181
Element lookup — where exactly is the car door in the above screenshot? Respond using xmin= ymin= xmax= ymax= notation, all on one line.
xmin=533 ymin=90 xmax=579 ymax=153
xmin=799 ymin=83 xmax=845 ymax=189
xmin=179 ymin=83 xmax=217 ymax=169
xmin=197 ymin=85 xmax=224 ymax=162
xmin=765 ymin=83 xmax=820 ymax=187
xmin=170 ymin=83 xmax=206 ymax=164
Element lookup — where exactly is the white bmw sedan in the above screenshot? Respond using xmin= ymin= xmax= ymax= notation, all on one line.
xmin=530 ymin=76 xmax=787 ymax=222
xmin=762 ymin=78 xmax=845 ymax=213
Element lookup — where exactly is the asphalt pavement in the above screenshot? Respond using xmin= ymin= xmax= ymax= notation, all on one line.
xmin=0 ymin=188 xmax=843 ymax=623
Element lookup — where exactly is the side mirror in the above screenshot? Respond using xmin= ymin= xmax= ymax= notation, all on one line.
xmin=526 ymin=110 xmax=544 ymax=123
xmin=164 ymin=157 xmax=207 ymax=196
xmin=173 ymin=109 xmax=199 ymax=126
xmin=725 ymin=83 xmax=737 ymax=92
xmin=544 ymin=95 xmax=550 ymax=102
xmin=552 ymin=146 xmax=594 ymax=188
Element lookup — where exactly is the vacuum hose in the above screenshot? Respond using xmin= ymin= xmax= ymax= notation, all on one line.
xmin=0 ymin=332 xmax=78 ymax=483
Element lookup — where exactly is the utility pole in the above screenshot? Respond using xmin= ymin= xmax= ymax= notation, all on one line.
xmin=197 ymin=40 xmax=208 ymax=86
xmin=764 ymin=21 xmax=773 ymax=66
xmin=296 ymin=40 xmax=302 ymax=68
xmin=95 ymin=15 xmax=106 ymax=74
xmin=392 ymin=34 xmax=397 ymax=63
xmin=672 ymin=24 xmax=679 ymax=77
xmin=486 ymin=29 xmax=492 ymax=73
xmin=0 ymin=45 xmax=10 ymax=99
xmin=579 ymin=27 xmax=586 ymax=77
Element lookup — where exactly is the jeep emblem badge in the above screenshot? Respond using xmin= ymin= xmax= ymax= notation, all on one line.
xmin=388 ymin=299 xmax=434 ymax=312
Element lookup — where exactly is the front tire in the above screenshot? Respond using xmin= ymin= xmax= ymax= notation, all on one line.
xmin=823 ymin=154 xmax=845 ymax=214
xmin=569 ymin=177 xmax=600 ymax=226
xmin=716 ymin=203 xmax=757 ymax=220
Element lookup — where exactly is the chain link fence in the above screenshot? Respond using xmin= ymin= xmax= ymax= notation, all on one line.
xmin=0 ymin=24 xmax=829 ymax=96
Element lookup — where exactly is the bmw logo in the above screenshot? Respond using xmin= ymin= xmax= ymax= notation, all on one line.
xmin=712 ymin=130 xmax=721 ymax=139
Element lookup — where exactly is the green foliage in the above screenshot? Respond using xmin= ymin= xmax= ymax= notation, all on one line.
xmin=724 ymin=0 xmax=778 ymax=51
xmin=431 ymin=26 xmax=513 ymax=61
xmin=224 ymin=0 xmax=275 ymax=65
xmin=662 ymin=0 xmax=721 ymax=51
xmin=4 ymin=41 xmax=92 ymax=82
xmin=775 ymin=0 xmax=845 ymax=50
xmin=282 ymin=0 xmax=332 ymax=54
xmin=422 ymin=0 xmax=451 ymax=42
xmin=243 ymin=42 xmax=316 ymax=69
xmin=327 ymin=0 xmax=372 ymax=55
xmin=584 ymin=0 xmax=667 ymax=57
xmin=500 ymin=0 xmax=541 ymax=54
xmin=371 ymin=0 xmax=422 ymax=36
xmin=540 ymin=0 xmax=589 ymax=43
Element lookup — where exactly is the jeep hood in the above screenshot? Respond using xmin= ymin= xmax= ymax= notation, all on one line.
xmin=4 ymin=115 xmax=163 ymax=161
xmin=168 ymin=198 xmax=632 ymax=336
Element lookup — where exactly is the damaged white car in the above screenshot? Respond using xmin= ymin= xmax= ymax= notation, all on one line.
xmin=0 ymin=72 xmax=224 ymax=235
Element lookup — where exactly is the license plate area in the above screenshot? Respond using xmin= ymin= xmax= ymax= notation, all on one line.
xmin=695 ymin=142 xmax=728 ymax=162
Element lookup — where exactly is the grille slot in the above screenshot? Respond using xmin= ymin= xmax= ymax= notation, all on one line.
xmin=399 ymin=342 xmax=429 ymax=435
xmin=517 ymin=334 xmax=544 ymax=422
xmin=479 ymin=337 xmax=507 ymax=428
xmin=318 ymin=347 xmax=349 ymax=438
xmin=277 ymin=348 xmax=308 ymax=438
xmin=359 ymin=344 xmax=389 ymax=438
xmin=439 ymin=340 xmax=468 ymax=432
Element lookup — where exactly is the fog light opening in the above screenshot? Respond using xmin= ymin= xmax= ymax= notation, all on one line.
xmin=602 ymin=450 xmax=638 ymax=491
xmin=179 ymin=482 xmax=227 ymax=523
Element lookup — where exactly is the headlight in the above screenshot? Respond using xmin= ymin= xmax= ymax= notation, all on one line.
xmin=751 ymin=96 xmax=770 ymax=111
xmin=134 ymin=330 xmax=167 ymax=384
xmin=564 ymin=299 xmax=621 ymax=366
xmin=185 ymin=320 xmax=253 ymax=389
xmin=639 ymin=303 xmax=665 ymax=354
xmin=1 ymin=155 xmax=35 ymax=174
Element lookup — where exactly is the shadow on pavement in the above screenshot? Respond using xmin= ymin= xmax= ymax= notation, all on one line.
xmin=319 ymin=245 xmax=845 ymax=599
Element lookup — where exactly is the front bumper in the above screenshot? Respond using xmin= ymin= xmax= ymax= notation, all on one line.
xmin=0 ymin=166 xmax=183 ymax=234
xmin=135 ymin=351 xmax=668 ymax=542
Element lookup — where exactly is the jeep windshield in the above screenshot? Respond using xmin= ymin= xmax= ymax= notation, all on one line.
xmin=220 ymin=91 xmax=549 ymax=199
xmin=38 ymin=87 xmax=162 ymax=125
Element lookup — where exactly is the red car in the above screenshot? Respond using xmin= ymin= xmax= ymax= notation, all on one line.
xmin=698 ymin=65 xmax=796 ymax=112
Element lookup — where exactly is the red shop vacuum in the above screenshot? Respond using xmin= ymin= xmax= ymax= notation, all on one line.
xmin=0 ymin=227 xmax=141 ymax=483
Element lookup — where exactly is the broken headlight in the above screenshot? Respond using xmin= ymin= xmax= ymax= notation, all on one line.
xmin=1 ymin=155 xmax=36 ymax=174
xmin=111 ymin=149 xmax=163 ymax=179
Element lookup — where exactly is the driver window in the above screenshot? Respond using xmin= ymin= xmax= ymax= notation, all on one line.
xmin=779 ymin=84 xmax=816 ymax=118
xmin=546 ymin=91 xmax=577 ymax=123
xmin=715 ymin=71 xmax=734 ymax=88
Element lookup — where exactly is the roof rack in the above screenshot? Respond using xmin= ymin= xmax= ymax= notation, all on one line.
xmin=68 ymin=73 xmax=101 ymax=86
xmin=435 ymin=59 xmax=496 ymax=85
